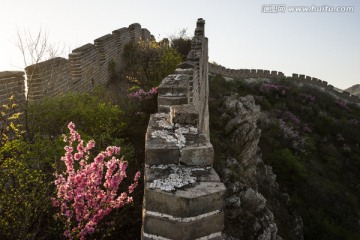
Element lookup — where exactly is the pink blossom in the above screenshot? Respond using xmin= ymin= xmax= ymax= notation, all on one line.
xmin=53 ymin=122 xmax=141 ymax=239
xmin=335 ymin=99 xmax=351 ymax=111
xmin=128 ymin=87 xmax=158 ymax=100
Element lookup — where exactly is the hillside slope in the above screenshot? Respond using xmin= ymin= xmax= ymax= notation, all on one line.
xmin=209 ymin=75 xmax=360 ymax=240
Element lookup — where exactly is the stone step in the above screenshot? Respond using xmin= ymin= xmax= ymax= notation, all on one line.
xmin=142 ymin=211 xmax=224 ymax=240
xmin=142 ymin=165 xmax=225 ymax=240
xmin=144 ymin=164 xmax=221 ymax=183
xmin=145 ymin=113 xmax=213 ymax=166
xmin=157 ymin=73 xmax=190 ymax=97
xmin=158 ymin=95 xmax=188 ymax=106
xmin=174 ymin=68 xmax=194 ymax=75
xmin=144 ymin=181 xmax=225 ymax=218
xmin=170 ymin=104 xmax=199 ymax=126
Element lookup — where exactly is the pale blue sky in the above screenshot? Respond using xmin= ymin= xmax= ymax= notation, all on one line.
xmin=0 ymin=0 xmax=359 ymax=89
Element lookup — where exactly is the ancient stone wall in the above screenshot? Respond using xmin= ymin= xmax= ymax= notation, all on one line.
xmin=25 ymin=23 xmax=153 ymax=101
xmin=289 ymin=73 xmax=360 ymax=104
xmin=209 ymin=63 xmax=285 ymax=79
xmin=209 ymin=63 xmax=360 ymax=104
xmin=142 ymin=19 xmax=225 ymax=240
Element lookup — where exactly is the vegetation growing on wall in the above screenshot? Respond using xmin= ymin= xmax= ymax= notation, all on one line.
xmin=121 ymin=39 xmax=182 ymax=90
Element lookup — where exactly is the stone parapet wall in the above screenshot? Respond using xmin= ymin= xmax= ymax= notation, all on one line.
xmin=25 ymin=23 xmax=153 ymax=101
xmin=209 ymin=63 xmax=285 ymax=79
xmin=142 ymin=19 xmax=225 ymax=240
xmin=289 ymin=74 xmax=360 ymax=104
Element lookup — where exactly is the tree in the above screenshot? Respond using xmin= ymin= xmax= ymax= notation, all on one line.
xmin=14 ymin=28 xmax=68 ymax=140
xmin=122 ymin=38 xmax=182 ymax=90
xmin=169 ymin=29 xmax=192 ymax=61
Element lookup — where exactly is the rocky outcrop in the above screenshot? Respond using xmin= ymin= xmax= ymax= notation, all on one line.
xmin=219 ymin=94 xmax=303 ymax=240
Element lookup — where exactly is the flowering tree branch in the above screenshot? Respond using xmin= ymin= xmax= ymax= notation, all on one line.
xmin=52 ymin=122 xmax=140 ymax=240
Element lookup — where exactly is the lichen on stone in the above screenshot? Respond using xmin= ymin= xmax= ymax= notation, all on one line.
xmin=162 ymin=92 xmax=185 ymax=97
xmin=151 ymin=130 xmax=177 ymax=144
xmin=149 ymin=165 xmax=197 ymax=192
xmin=157 ymin=119 xmax=174 ymax=130
xmin=175 ymin=124 xmax=198 ymax=134
xmin=151 ymin=116 xmax=201 ymax=149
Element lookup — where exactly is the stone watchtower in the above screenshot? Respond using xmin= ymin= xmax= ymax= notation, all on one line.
xmin=141 ymin=19 xmax=226 ymax=240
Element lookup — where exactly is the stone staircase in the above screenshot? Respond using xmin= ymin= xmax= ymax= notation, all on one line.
xmin=141 ymin=19 xmax=226 ymax=240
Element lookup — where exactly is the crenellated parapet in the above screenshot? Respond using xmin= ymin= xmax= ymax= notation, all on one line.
xmin=209 ymin=63 xmax=285 ymax=79
xmin=209 ymin=63 xmax=360 ymax=105
xmin=290 ymin=73 xmax=360 ymax=104
xmin=142 ymin=19 xmax=225 ymax=240
xmin=25 ymin=23 xmax=154 ymax=101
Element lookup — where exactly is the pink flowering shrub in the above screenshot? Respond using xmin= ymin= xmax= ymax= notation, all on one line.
xmin=259 ymin=83 xmax=289 ymax=93
xmin=299 ymin=93 xmax=315 ymax=103
xmin=283 ymin=111 xmax=301 ymax=126
xmin=128 ymin=87 xmax=157 ymax=100
xmin=52 ymin=122 xmax=140 ymax=240
xmin=335 ymin=99 xmax=351 ymax=111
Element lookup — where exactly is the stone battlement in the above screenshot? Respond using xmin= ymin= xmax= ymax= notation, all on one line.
xmin=25 ymin=23 xmax=153 ymax=101
xmin=142 ymin=19 xmax=226 ymax=240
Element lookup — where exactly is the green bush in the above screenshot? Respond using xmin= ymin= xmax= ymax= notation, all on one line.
xmin=0 ymin=98 xmax=53 ymax=240
xmin=28 ymin=88 xmax=128 ymax=152
xmin=122 ymin=39 xmax=182 ymax=90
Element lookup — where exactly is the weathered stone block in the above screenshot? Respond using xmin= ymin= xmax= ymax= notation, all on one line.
xmin=174 ymin=68 xmax=194 ymax=75
xmin=143 ymin=211 xmax=224 ymax=240
xmin=144 ymin=165 xmax=221 ymax=183
xmin=158 ymin=96 xmax=188 ymax=106
xmin=144 ymin=182 xmax=225 ymax=218
xmin=158 ymin=105 xmax=171 ymax=113
xmin=170 ymin=104 xmax=199 ymax=126
xmin=180 ymin=141 xmax=214 ymax=166
xmin=145 ymin=114 xmax=180 ymax=165
xmin=145 ymin=145 xmax=179 ymax=165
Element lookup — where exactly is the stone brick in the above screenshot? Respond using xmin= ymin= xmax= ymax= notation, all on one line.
xmin=144 ymin=182 xmax=225 ymax=218
xmin=158 ymin=105 xmax=171 ymax=113
xmin=143 ymin=211 xmax=224 ymax=240
xmin=145 ymin=143 xmax=180 ymax=165
xmin=0 ymin=71 xmax=24 ymax=79
xmin=170 ymin=104 xmax=199 ymax=126
xmin=158 ymin=96 xmax=188 ymax=106
xmin=180 ymin=139 xmax=214 ymax=166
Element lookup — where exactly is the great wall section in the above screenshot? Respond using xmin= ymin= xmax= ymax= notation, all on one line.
xmin=209 ymin=63 xmax=360 ymax=104
xmin=141 ymin=19 xmax=225 ymax=239
xmin=0 ymin=23 xmax=153 ymax=108
xmin=1 ymin=18 xmax=360 ymax=239
xmin=1 ymin=21 xmax=359 ymax=119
